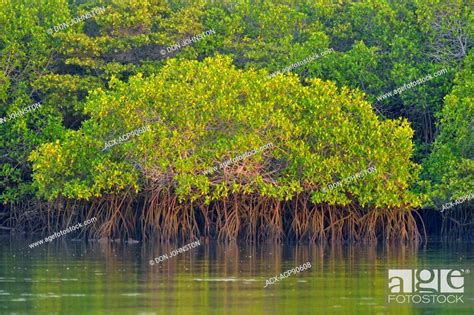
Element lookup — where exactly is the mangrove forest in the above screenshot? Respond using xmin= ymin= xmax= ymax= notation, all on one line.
xmin=0 ymin=0 xmax=472 ymax=243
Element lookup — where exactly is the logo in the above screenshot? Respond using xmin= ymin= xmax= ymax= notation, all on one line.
xmin=388 ymin=269 xmax=468 ymax=304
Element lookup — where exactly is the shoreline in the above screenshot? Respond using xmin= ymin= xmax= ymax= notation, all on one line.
xmin=3 ymin=201 xmax=471 ymax=243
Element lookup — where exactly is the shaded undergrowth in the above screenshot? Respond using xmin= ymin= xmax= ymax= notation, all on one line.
xmin=4 ymin=190 xmax=425 ymax=243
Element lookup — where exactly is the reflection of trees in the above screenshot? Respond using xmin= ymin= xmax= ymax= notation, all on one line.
xmin=7 ymin=240 xmax=472 ymax=313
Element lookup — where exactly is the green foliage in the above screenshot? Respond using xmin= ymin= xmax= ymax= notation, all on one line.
xmin=0 ymin=0 xmax=471 ymax=215
xmin=0 ymin=0 xmax=69 ymax=203
xmin=29 ymin=56 xmax=420 ymax=209
xmin=421 ymin=52 xmax=474 ymax=209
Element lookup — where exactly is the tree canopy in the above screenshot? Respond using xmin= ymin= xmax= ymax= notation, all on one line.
xmin=0 ymin=0 xmax=472 ymax=226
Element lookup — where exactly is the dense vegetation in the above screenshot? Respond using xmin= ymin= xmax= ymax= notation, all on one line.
xmin=0 ymin=0 xmax=472 ymax=241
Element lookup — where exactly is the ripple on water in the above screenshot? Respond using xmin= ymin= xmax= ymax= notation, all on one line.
xmin=20 ymin=293 xmax=86 ymax=297
xmin=194 ymin=278 xmax=237 ymax=282
xmin=359 ymin=302 xmax=378 ymax=306
xmin=38 ymin=293 xmax=61 ymax=299
xmin=10 ymin=298 xmax=27 ymax=302
xmin=22 ymin=278 xmax=78 ymax=282
xmin=121 ymin=293 xmax=142 ymax=297
xmin=0 ymin=277 xmax=16 ymax=283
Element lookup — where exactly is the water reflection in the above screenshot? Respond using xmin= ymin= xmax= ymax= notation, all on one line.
xmin=0 ymin=236 xmax=472 ymax=314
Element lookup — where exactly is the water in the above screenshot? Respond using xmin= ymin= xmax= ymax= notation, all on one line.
xmin=0 ymin=236 xmax=472 ymax=314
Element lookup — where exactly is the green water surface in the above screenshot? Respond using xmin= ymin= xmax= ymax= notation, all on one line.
xmin=0 ymin=237 xmax=472 ymax=314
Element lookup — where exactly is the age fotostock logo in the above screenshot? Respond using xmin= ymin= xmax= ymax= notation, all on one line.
xmin=388 ymin=269 xmax=469 ymax=304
